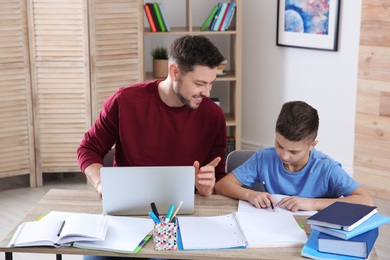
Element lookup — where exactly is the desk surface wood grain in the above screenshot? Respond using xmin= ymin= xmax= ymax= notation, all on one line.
xmin=0 ymin=189 xmax=379 ymax=259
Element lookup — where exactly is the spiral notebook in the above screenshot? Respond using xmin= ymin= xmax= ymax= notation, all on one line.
xmin=178 ymin=211 xmax=308 ymax=250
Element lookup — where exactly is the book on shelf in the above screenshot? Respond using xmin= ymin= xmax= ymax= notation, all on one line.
xmin=306 ymin=202 xmax=378 ymax=231
xmin=143 ymin=4 xmax=156 ymax=32
xmin=301 ymin=230 xmax=371 ymax=260
xmin=226 ymin=135 xmax=235 ymax=157
xmin=200 ymin=5 xmax=219 ymax=31
xmin=152 ymin=2 xmax=166 ymax=32
xmin=317 ymin=227 xmax=378 ymax=259
xmin=177 ymin=211 xmax=307 ymax=250
xmin=218 ymin=3 xmax=230 ymax=31
xmin=209 ymin=3 xmax=222 ymax=31
xmin=210 ymin=97 xmax=220 ymax=106
xmin=217 ymin=59 xmax=227 ymax=76
xmin=73 ymin=215 xmax=154 ymax=254
xmin=8 ymin=211 xmax=108 ymax=248
xmin=224 ymin=4 xmax=236 ymax=31
xmin=213 ymin=2 xmax=228 ymax=31
xmin=220 ymin=3 xmax=236 ymax=31
xmin=310 ymin=213 xmax=390 ymax=240
xmin=158 ymin=3 xmax=170 ymax=32
xmin=147 ymin=3 xmax=161 ymax=32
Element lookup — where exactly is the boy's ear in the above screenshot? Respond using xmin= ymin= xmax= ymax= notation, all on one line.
xmin=310 ymin=140 xmax=318 ymax=150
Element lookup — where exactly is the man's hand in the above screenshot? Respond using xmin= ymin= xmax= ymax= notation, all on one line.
xmin=193 ymin=157 xmax=221 ymax=196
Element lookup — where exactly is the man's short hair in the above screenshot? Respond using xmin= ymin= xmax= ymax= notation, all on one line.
xmin=169 ymin=35 xmax=225 ymax=75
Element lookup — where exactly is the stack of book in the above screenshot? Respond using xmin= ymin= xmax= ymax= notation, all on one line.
xmin=301 ymin=202 xmax=390 ymax=259
xmin=143 ymin=2 xmax=170 ymax=32
xmin=200 ymin=2 xmax=236 ymax=31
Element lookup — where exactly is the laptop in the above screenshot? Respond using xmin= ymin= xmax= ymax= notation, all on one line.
xmin=100 ymin=166 xmax=195 ymax=216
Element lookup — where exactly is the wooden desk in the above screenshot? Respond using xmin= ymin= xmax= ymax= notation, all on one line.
xmin=0 ymin=189 xmax=379 ymax=259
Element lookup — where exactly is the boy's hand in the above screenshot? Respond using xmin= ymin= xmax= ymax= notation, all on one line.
xmin=248 ymin=192 xmax=276 ymax=209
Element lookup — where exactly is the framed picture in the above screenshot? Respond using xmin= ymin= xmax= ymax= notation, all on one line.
xmin=276 ymin=0 xmax=341 ymax=51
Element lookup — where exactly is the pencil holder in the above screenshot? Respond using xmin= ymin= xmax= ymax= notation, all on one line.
xmin=153 ymin=222 xmax=178 ymax=250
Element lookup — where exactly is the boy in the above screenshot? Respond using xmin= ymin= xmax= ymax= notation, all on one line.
xmin=215 ymin=101 xmax=375 ymax=211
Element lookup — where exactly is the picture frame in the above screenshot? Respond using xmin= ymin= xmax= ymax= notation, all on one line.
xmin=276 ymin=0 xmax=341 ymax=51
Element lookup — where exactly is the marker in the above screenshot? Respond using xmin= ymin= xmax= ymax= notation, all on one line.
xmin=164 ymin=204 xmax=175 ymax=223
xmin=170 ymin=201 xmax=183 ymax=223
xmin=262 ymin=181 xmax=275 ymax=212
xmin=151 ymin=202 xmax=160 ymax=219
xmin=148 ymin=211 xmax=161 ymax=224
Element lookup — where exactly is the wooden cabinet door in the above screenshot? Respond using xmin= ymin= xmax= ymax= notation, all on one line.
xmin=0 ymin=0 xmax=36 ymax=186
xmin=89 ymin=0 xmax=143 ymax=121
xmin=28 ymin=0 xmax=91 ymax=185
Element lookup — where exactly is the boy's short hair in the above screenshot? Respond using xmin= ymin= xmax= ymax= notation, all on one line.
xmin=275 ymin=101 xmax=319 ymax=143
xmin=169 ymin=35 xmax=225 ymax=75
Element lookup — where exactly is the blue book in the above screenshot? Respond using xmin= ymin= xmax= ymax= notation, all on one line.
xmin=318 ymin=228 xmax=378 ymax=259
xmin=301 ymin=230 xmax=371 ymax=260
xmin=158 ymin=3 xmax=170 ymax=32
xmin=307 ymin=202 xmax=378 ymax=231
xmin=209 ymin=3 xmax=222 ymax=31
xmin=310 ymin=213 xmax=390 ymax=240
xmin=220 ymin=3 xmax=236 ymax=31
xmin=213 ymin=2 xmax=228 ymax=31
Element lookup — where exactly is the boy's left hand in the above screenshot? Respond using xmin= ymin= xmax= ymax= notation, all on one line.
xmin=276 ymin=196 xmax=314 ymax=212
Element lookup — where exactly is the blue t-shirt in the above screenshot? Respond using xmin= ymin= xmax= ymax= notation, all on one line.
xmin=233 ymin=148 xmax=359 ymax=198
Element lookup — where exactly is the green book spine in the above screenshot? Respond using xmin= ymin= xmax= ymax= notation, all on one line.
xmin=200 ymin=5 xmax=219 ymax=31
xmin=153 ymin=2 xmax=166 ymax=32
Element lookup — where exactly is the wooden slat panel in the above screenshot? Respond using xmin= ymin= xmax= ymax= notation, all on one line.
xmin=355 ymin=0 xmax=390 ymax=199
xmin=89 ymin=0 xmax=143 ymax=121
xmin=0 ymin=0 xmax=36 ymax=186
xmin=29 ymin=0 xmax=90 ymax=184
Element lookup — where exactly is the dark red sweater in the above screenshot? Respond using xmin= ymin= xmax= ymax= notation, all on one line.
xmin=77 ymin=80 xmax=227 ymax=181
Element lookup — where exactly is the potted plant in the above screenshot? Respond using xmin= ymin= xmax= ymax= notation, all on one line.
xmin=151 ymin=46 xmax=168 ymax=78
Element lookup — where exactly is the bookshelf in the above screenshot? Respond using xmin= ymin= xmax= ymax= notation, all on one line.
xmin=142 ymin=0 xmax=242 ymax=151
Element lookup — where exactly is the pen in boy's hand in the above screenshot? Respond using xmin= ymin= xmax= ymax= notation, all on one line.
xmin=262 ymin=181 xmax=275 ymax=212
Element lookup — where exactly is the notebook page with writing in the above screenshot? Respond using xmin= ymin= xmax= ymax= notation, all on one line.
xmin=238 ymin=194 xmax=317 ymax=216
xmin=233 ymin=211 xmax=308 ymax=248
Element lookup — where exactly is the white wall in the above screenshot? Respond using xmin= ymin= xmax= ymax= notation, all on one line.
xmin=241 ymin=0 xmax=362 ymax=175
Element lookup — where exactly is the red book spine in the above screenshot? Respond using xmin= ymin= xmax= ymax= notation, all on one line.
xmin=144 ymin=4 xmax=157 ymax=32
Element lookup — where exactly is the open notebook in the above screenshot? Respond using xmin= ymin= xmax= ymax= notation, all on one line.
xmin=178 ymin=211 xmax=308 ymax=250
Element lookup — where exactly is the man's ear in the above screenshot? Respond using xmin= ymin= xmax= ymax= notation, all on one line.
xmin=168 ymin=63 xmax=180 ymax=81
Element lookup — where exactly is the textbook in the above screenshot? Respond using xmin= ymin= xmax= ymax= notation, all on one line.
xmin=178 ymin=211 xmax=307 ymax=250
xmin=73 ymin=215 xmax=154 ymax=254
xmin=301 ymin=230 xmax=371 ymax=260
xmin=200 ymin=5 xmax=219 ymax=31
xmin=310 ymin=213 xmax=390 ymax=240
xmin=318 ymin=228 xmax=378 ymax=259
xmin=306 ymin=202 xmax=377 ymax=231
xmin=8 ymin=211 xmax=108 ymax=248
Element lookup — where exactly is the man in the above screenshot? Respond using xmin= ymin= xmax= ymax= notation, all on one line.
xmin=78 ymin=35 xmax=227 ymax=199
xmin=215 ymin=101 xmax=375 ymax=211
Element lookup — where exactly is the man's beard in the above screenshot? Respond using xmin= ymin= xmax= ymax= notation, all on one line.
xmin=173 ymin=81 xmax=199 ymax=110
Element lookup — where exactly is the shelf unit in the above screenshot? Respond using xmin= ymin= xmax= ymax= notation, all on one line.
xmin=141 ymin=0 xmax=242 ymax=151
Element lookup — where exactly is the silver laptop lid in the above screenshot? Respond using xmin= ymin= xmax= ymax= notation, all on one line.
xmin=101 ymin=166 xmax=195 ymax=216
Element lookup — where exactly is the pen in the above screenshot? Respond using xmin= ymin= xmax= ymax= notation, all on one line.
xmin=169 ymin=201 xmax=183 ymax=223
xmin=262 ymin=181 xmax=275 ymax=212
xmin=148 ymin=211 xmax=161 ymax=224
xmin=164 ymin=204 xmax=175 ymax=223
xmin=151 ymin=202 xmax=160 ymax=219
xmin=57 ymin=220 xmax=66 ymax=236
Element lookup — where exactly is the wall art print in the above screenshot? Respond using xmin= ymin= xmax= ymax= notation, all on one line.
xmin=277 ymin=0 xmax=341 ymax=51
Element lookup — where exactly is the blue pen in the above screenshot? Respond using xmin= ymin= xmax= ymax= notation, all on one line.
xmin=164 ymin=204 xmax=175 ymax=223
xmin=148 ymin=211 xmax=160 ymax=224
